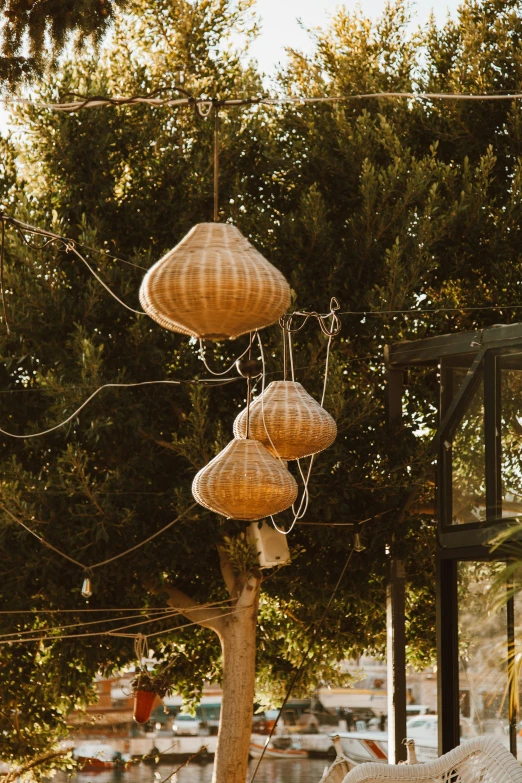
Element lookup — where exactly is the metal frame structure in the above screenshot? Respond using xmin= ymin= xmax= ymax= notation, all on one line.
xmin=385 ymin=322 xmax=522 ymax=759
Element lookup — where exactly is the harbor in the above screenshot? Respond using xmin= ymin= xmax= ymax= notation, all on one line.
xmin=53 ymin=760 xmax=331 ymax=783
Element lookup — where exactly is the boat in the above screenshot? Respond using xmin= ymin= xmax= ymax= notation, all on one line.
xmin=334 ymin=731 xmax=390 ymax=764
xmin=334 ymin=715 xmax=439 ymax=765
xmin=73 ymin=742 xmax=130 ymax=771
xmin=249 ymin=736 xmax=308 ymax=759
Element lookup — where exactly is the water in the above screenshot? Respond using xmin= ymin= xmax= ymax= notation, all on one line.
xmin=54 ymin=759 xmax=329 ymax=783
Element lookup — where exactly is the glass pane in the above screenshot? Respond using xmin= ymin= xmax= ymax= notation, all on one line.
xmin=458 ymin=561 xmax=512 ymax=751
xmin=452 ymin=378 xmax=486 ymax=525
xmin=501 ymin=354 xmax=522 ymax=517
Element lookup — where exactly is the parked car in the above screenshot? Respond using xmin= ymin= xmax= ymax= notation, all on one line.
xmin=173 ymin=713 xmax=200 ymax=736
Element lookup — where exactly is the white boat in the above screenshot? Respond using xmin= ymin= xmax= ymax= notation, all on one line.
xmin=334 ymin=731 xmax=391 ymax=764
xmin=335 ymin=715 xmax=440 ymax=765
xmin=249 ymin=736 xmax=308 ymax=759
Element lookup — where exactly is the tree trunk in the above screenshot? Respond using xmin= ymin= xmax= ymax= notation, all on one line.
xmin=212 ymin=605 xmax=257 ymax=783
xmin=155 ymin=558 xmax=261 ymax=783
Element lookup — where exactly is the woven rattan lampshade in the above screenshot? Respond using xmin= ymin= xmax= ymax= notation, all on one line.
xmin=233 ymin=380 xmax=337 ymax=460
xmin=139 ymin=223 xmax=291 ymax=340
xmin=192 ymin=438 xmax=298 ymax=520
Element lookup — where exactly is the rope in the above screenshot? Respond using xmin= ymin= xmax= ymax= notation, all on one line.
xmin=0 ymin=501 xmax=198 ymax=571
xmin=134 ymin=632 xmax=148 ymax=664
xmin=214 ymin=105 xmax=220 ymax=222
xmin=7 ymin=90 xmax=522 ymax=113
xmin=198 ymin=334 xmax=255 ymax=376
xmin=257 ymin=304 xmax=338 ymax=535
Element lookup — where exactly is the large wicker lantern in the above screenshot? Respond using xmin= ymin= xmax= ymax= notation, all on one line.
xmin=192 ymin=438 xmax=298 ymax=520
xmin=139 ymin=223 xmax=291 ymax=340
xmin=233 ymin=380 xmax=337 ymax=460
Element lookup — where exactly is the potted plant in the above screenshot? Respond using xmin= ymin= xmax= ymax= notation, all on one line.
xmin=131 ymin=666 xmax=174 ymax=724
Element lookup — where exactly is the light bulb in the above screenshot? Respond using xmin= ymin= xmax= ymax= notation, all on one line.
xmin=354 ymin=533 xmax=365 ymax=553
xmin=81 ymin=577 xmax=92 ymax=598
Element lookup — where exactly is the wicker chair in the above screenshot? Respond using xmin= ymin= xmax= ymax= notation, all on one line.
xmin=318 ymin=736 xmax=354 ymax=783
xmin=324 ymin=738 xmax=522 ymax=783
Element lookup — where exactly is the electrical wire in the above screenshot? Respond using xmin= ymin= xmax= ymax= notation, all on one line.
xmin=0 ymin=600 xmax=235 ymax=615
xmin=4 ymin=214 xmax=522 ymax=324
xmin=66 ymin=243 xmax=144 ymax=314
xmin=0 ymin=610 xmax=181 ymax=644
xmin=338 ymin=304 xmax=522 ymax=316
xmin=0 ymin=609 xmax=179 ymax=641
xmin=1 ymin=211 xmax=148 ymax=271
xmin=0 ymin=501 xmax=198 ymax=572
xmin=0 ymin=378 xmax=239 ymax=439
xmin=2 ymin=215 xmax=145 ymax=314
xmin=0 ymin=598 xmax=236 ymax=639
xmin=0 ymin=605 xmax=249 ymax=645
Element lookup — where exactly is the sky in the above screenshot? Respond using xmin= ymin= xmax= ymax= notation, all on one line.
xmin=249 ymin=0 xmax=462 ymax=74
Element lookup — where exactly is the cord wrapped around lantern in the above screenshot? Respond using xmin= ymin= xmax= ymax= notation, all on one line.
xmin=139 ymin=223 xmax=291 ymax=340
xmin=233 ymin=380 xmax=337 ymax=460
xmin=192 ymin=438 xmax=298 ymax=520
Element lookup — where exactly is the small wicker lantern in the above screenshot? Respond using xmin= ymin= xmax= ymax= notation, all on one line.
xmin=139 ymin=223 xmax=291 ymax=340
xmin=233 ymin=380 xmax=337 ymax=460
xmin=192 ymin=438 xmax=298 ymax=520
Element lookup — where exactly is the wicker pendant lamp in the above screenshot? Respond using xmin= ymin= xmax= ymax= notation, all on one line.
xmin=192 ymin=438 xmax=298 ymax=520
xmin=233 ymin=380 xmax=337 ymax=460
xmin=139 ymin=223 xmax=291 ymax=340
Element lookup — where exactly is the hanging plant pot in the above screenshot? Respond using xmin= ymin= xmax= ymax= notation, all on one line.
xmin=192 ymin=438 xmax=298 ymax=520
xmin=133 ymin=690 xmax=157 ymax=724
xmin=139 ymin=222 xmax=291 ymax=340
xmin=233 ymin=380 xmax=337 ymax=460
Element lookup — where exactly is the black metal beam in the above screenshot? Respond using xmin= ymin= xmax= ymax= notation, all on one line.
xmin=438 ymin=363 xmax=454 ymax=529
xmin=386 ymin=322 xmax=522 ymax=369
xmin=436 ymin=556 xmax=460 ymax=754
xmin=484 ymin=352 xmax=502 ymax=521
xmin=432 ymin=349 xmax=485 ymax=455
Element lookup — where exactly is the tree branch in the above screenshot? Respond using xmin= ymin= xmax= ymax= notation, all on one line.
xmin=218 ymin=546 xmax=238 ymax=598
xmin=2 ymin=750 xmax=68 ymax=783
xmin=147 ymin=583 xmax=225 ymax=636
xmin=236 ymin=573 xmax=261 ymax=612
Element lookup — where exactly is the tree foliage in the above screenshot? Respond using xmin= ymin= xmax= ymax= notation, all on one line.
xmin=1 ymin=0 xmax=522 ymax=770
xmin=0 ymin=0 xmax=129 ymax=85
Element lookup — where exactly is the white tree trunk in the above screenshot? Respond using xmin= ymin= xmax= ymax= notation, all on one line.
xmin=212 ymin=606 xmax=257 ymax=783
xmin=156 ymin=557 xmax=261 ymax=783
